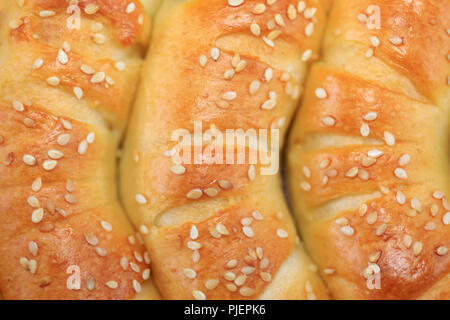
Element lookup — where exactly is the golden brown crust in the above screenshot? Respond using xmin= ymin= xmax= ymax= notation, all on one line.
xmin=121 ymin=0 xmax=330 ymax=300
xmin=288 ymin=0 xmax=450 ymax=300
xmin=0 ymin=0 xmax=159 ymax=299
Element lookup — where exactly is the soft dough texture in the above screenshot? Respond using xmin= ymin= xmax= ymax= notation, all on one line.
xmin=288 ymin=0 xmax=450 ymax=299
xmin=0 ymin=0 xmax=160 ymax=299
xmin=120 ymin=0 xmax=330 ymax=300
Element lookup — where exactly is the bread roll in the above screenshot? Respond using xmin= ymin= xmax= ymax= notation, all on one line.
xmin=0 ymin=0 xmax=160 ymax=299
xmin=120 ymin=0 xmax=330 ymax=299
xmin=288 ymin=0 xmax=450 ymax=299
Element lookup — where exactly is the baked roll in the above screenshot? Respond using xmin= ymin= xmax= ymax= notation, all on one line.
xmin=120 ymin=0 xmax=330 ymax=299
xmin=288 ymin=0 xmax=450 ymax=299
xmin=0 ymin=0 xmax=160 ymax=299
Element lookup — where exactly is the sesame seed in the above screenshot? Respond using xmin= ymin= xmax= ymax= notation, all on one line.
xmin=411 ymin=198 xmax=421 ymax=212
xmin=402 ymin=234 xmax=412 ymax=248
xmin=199 ymin=54 xmax=207 ymax=67
xmin=424 ymin=221 xmax=436 ymax=231
xmin=262 ymin=36 xmax=275 ymax=47
xmin=31 ymin=208 xmax=44 ymax=223
xmin=276 ymin=228 xmax=288 ymax=238
xmin=261 ymin=99 xmax=276 ymax=110
xmin=359 ymin=203 xmax=368 ymax=216
xmin=433 ymin=191 xmax=445 ymax=199
xmin=39 ymin=10 xmax=55 ymax=17
xmin=135 ymin=194 xmax=147 ymax=204
xmin=91 ymin=71 xmax=105 ymax=83
xmin=302 ymin=166 xmax=311 ymax=178
xmin=187 ymin=241 xmax=202 ymax=250
xmin=23 ymin=154 xmax=36 ymax=166
xmin=241 ymin=217 xmax=253 ymax=226
xmin=226 ymin=259 xmax=238 ymax=269
xmin=389 ymin=36 xmax=403 ymax=45
xmin=84 ymin=233 xmax=98 ymax=246
xmin=224 ymin=271 xmax=236 ymax=281
xmin=84 ymin=4 xmax=99 ymax=14
xmin=183 ymin=268 xmax=197 ymax=279
xmin=205 ymin=279 xmax=219 ymax=290
xmin=28 ymin=241 xmax=38 ymax=256
xmin=222 ymin=91 xmax=237 ymax=101
xmin=216 ymin=223 xmax=229 ymax=235
xmin=142 ymin=269 xmax=150 ymax=280
xmin=384 ymin=131 xmax=395 ymax=146
xmin=376 ymin=224 xmax=387 ymax=236
xmin=210 ymin=48 xmax=220 ymax=61
xmin=235 ymin=274 xmax=247 ymax=286
xmin=204 ymin=188 xmax=218 ymax=197
xmin=126 ymin=2 xmax=136 ymax=13
xmin=46 ymin=76 xmax=60 ymax=86
xmin=27 ymin=196 xmax=40 ymax=208
xmin=228 ymin=0 xmax=244 ymax=6
xmin=365 ymin=48 xmax=374 ymax=58
xmin=394 ymin=168 xmax=407 ymax=180
xmin=106 ymin=281 xmax=118 ymax=289
xmin=48 ymin=149 xmax=63 ymax=160
xmin=239 ymin=287 xmax=255 ymax=297
xmin=363 ymin=112 xmax=378 ymax=121
xmin=340 ymin=226 xmax=354 ymax=236
xmin=192 ymin=289 xmax=206 ymax=300
xmin=218 ymin=179 xmax=233 ymax=189
xmin=250 ymin=23 xmax=261 ymax=36
xmin=398 ymin=154 xmax=410 ymax=166
xmin=32 ymin=178 xmax=42 ymax=192
xmin=187 ymin=188 xmax=203 ymax=199
xmin=436 ymin=246 xmax=449 ymax=256
xmin=362 ymin=156 xmax=376 ymax=167
xmin=101 ymin=221 xmax=112 ymax=232
xmin=92 ymin=33 xmax=106 ymax=44
xmin=315 ymin=88 xmax=327 ymax=99
xmin=249 ymin=80 xmax=261 ymax=94
xmin=190 ymin=225 xmax=198 ymax=240
xmin=300 ymin=181 xmax=311 ymax=192
xmin=78 ymin=140 xmax=88 ymax=155
xmin=81 ymin=64 xmax=95 ymax=74
xmin=252 ymin=210 xmax=263 ymax=220
xmin=73 ymin=86 xmax=83 ymax=99
xmin=33 ymin=58 xmax=44 ymax=69
xmin=358 ymin=13 xmax=367 ymax=22
xmin=366 ymin=212 xmax=378 ymax=225
xmin=297 ymin=1 xmax=305 ymax=12
xmin=170 ymin=164 xmax=186 ymax=175
xmin=305 ymin=22 xmax=314 ymax=37
xmin=28 ymin=260 xmax=37 ymax=274
xmin=216 ymin=100 xmax=229 ymax=109
xmin=64 ymin=193 xmax=77 ymax=204
xmin=252 ymin=3 xmax=266 ymax=14
xmin=302 ymin=49 xmax=312 ymax=62
xmin=304 ymin=7 xmax=317 ymax=19
xmin=57 ymin=133 xmax=71 ymax=146
xmin=360 ymin=123 xmax=370 ymax=137
xmin=224 ymin=69 xmax=235 ymax=80
xmin=274 ymin=14 xmax=285 ymax=27
xmin=322 ymin=116 xmax=335 ymax=127
xmin=369 ymin=36 xmax=380 ymax=47
xmin=287 ymin=4 xmax=297 ymax=20
xmin=268 ymin=30 xmax=282 ymax=41
xmin=260 ymin=258 xmax=269 ymax=269
xmin=396 ymin=191 xmax=406 ymax=204
xmin=345 ymin=167 xmax=359 ymax=178
xmin=442 ymin=212 xmax=450 ymax=225
xmin=9 ymin=19 xmax=23 ymax=29
xmin=13 ymin=100 xmax=24 ymax=112
xmin=413 ymin=242 xmax=423 ymax=256
xmin=241 ymin=266 xmax=255 ymax=274
xmin=57 ymin=49 xmax=68 ymax=64
xmin=335 ymin=217 xmax=349 ymax=226
xmin=95 ymin=247 xmax=107 ymax=256
xmin=243 ymin=226 xmax=254 ymax=238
